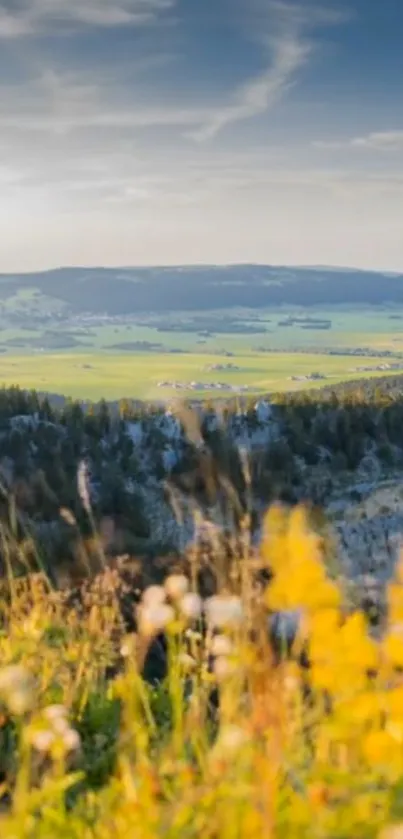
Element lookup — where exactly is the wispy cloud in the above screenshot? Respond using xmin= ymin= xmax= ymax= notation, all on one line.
xmin=0 ymin=0 xmax=174 ymax=37
xmin=314 ymin=131 xmax=403 ymax=152
xmin=0 ymin=0 xmax=346 ymax=147
xmin=187 ymin=1 xmax=346 ymax=142
xmin=188 ymin=35 xmax=311 ymax=142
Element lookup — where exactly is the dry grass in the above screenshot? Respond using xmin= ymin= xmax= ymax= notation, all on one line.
xmin=0 ymin=502 xmax=403 ymax=837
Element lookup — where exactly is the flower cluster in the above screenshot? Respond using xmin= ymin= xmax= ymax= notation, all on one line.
xmin=0 ymin=665 xmax=35 ymax=715
xmin=27 ymin=704 xmax=81 ymax=758
xmin=137 ymin=575 xmax=203 ymax=639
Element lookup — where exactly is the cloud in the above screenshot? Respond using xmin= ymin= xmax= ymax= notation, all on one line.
xmin=0 ymin=0 xmax=346 ymax=148
xmin=188 ymin=35 xmax=312 ymax=142
xmin=313 ymin=131 xmax=403 ymax=152
xmin=0 ymin=0 xmax=174 ymax=37
xmin=0 ymin=63 xmax=208 ymax=134
xmin=187 ymin=1 xmax=345 ymax=142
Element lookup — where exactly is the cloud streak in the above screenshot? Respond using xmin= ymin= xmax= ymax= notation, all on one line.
xmin=0 ymin=0 xmax=174 ymax=37
xmin=0 ymin=0 xmax=346 ymax=146
xmin=188 ymin=34 xmax=312 ymax=142
xmin=314 ymin=131 xmax=403 ymax=152
xmin=186 ymin=0 xmax=347 ymax=141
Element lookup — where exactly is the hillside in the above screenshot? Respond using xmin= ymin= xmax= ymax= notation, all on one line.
xmin=1 ymin=372 xmax=403 ymax=600
xmin=1 ymin=264 xmax=403 ymax=315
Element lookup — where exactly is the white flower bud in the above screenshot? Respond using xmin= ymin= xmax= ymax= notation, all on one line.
xmin=210 ymin=634 xmax=233 ymax=657
xmin=213 ymin=656 xmax=238 ymax=681
xmin=138 ymin=603 xmax=175 ymax=637
xmin=0 ymin=666 xmax=35 ymax=714
xmin=216 ymin=725 xmax=249 ymax=752
xmin=178 ymin=653 xmax=196 ymax=672
xmin=141 ymin=586 xmax=167 ymax=607
xmin=31 ymin=729 xmax=56 ymax=754
xmin=63 ymin=728 xmax=81 ymax=753
xmin=164 ymin=574 xmax=189 ymax=600
xmin=179 ymin=593 xmax=202 ymax=621
xmin=205 ymin=596 xmax=243 ymax=628
xmin=44 ymin=705 xmax=68 ymax=722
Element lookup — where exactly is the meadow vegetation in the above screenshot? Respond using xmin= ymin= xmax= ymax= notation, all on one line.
xmin=1 ymin=489 xmax=403 ymax=835
xmin=1 ymin=349 xmax=403 ymax=401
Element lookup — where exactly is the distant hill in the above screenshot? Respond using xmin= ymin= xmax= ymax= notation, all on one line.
xmin=1 ymin=264 xmax=403 ymax=315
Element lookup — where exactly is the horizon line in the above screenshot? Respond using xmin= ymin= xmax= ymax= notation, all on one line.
xmin=2 ymin=262 xmax=403 ymax=277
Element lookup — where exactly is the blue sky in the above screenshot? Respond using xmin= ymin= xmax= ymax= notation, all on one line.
xmin=0 ymin=0 xmax=402 ymax=271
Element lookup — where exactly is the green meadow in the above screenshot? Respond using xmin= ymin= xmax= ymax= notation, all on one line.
xmin=0 ymin=350 xmax=401 ymax=401
xmin=1 ymin=302 xmax=403 ymax=400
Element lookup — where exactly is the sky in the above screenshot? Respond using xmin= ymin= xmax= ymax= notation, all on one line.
xmin=0 ymin=0 xmax=402 ymax=272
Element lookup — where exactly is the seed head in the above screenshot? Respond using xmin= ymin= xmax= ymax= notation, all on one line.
xmin=141 ymin=585 xmax=167 ymax=607
xmin=210 ymin=634 xmax=233 ymax=657
xmin=138 ymin=603 xmax=175 ymax=637
xmin=63 ymin=728 xmax=81 ymax=753
xmin=0 ymin=665 xmax=35 ymax=715
xmin=213 ymin=656 xmax=239 ymax=681
xmin=31 ymin=729 xmax=56 ymax=754
xmin=205 ymin=595 xmax=243 ymax=628
xmin=179 ymin=593 xmax=202 ymax=621
xmin=164 ymin=574 xmax=189 ymax=600
xmin=216 ymin=724 xmax=250 ymax=753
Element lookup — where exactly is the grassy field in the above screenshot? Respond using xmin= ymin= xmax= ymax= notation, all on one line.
xmin=0 ymin=350 xmax=402 ymax=401
xmin=1 ymin=304 xmax=403 ymax=400
xmin=2 ymin=306 xmax=403 ymax=357
xmin=47 ymin=308 xmax=403 ymax=354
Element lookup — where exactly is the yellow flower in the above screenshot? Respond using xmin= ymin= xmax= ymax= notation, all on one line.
xmin=383 ymin=632 xmax=403 ymax=669
xmin=309 ymin=612 xmax=378 ymax=695
xmin=337 ymin=691 xmax=385 ymax=726
xmin=387 ymin=586 xmax=403 ymax=628
xmin=388 ymin=687 xmax=403 ymax=721
xmin=363 ymin=729 xmax=400 ymax=767
xmin=262 ymin=504 xmax=341 ymax=616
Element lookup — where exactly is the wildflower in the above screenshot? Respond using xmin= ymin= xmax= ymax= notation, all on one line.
xmin=0 ymin=665 xmax=35 ymax=715
xmin=363 ymin=729 xmax=399 ymax=767
xmin=384 ymin=628 xmax=403 ymax=668
xmin=141 ymin=585 xmax=167 ymax=607
xmin=205 ymin=595 xmax=243 ymax=628
xmin=138 ymin=603 xmax=175 ymax=637
xmin=120 ymin=634 xmax=137 ymax=658
xmin=179 ymin=593 xmax=202 ymax=621
xmin=43 ymin=705 xmax=70 ymax=734
xmin=178 ymin=653 xmax=196 ymax=672
xmin=214 ymin=655 xmax=239 ymax=681
xmin=164 ymin=574 xmax=189 ymax=600
xmin=310 ymin=611 xmax=378 ymax=695
xmin=387 ymin=687 xmax=403 ymax=720
xmin=43 ymin=704 xmax=68 ymax=722
xmin=216 ymin=724 xmax=250 ymax=753
xmin=30 ymin=729 xmax=56 ymax=754
xmin=386 ymin=722 xmax=403 ymax=744
xmin=63 ymin=728 xmax=81 ymax=753
xmin=29 ymin=722 xmax=81 ymax=756
xmin=210 ymin=634 xmax=233 ymax=657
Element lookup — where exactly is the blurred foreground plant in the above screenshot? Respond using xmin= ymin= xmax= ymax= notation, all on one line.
xmin=1 ymin=504 xmax=403 ymax=837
